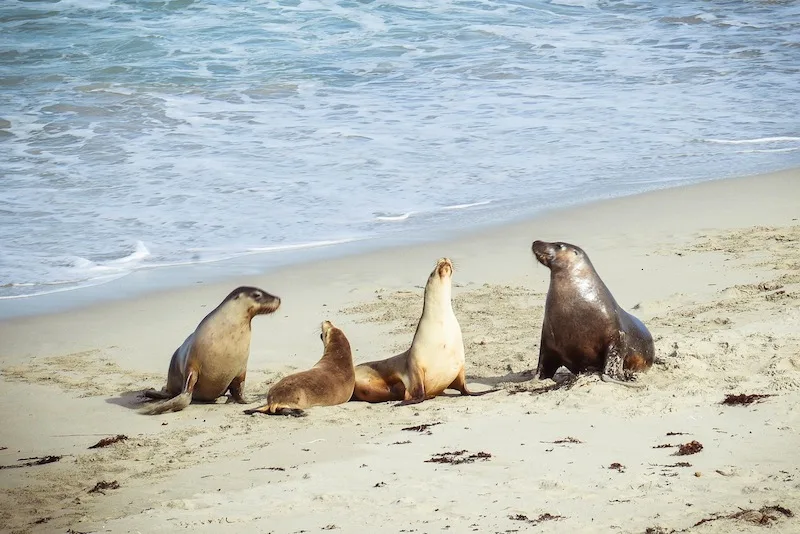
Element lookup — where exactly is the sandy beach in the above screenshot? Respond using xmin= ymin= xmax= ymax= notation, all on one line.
xmin=1 ymin=168 xmax=799 ymax=534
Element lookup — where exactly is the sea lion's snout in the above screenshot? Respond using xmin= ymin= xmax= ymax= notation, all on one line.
xmin=436 ymin=258 xmax=453 ymax=278
xmin=249 ymin=288 xmax=281 ymax=314
xmin=532 ymin=240 xmax=554 ymax=267
xmin=262 ymin=294 xmax=281 ymax=312
xmin=320 ymin=320 xmax=334 ymax=342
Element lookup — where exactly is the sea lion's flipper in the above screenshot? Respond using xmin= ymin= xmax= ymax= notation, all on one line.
xmin=601 ymin=350 xmax=644 ymax=389
xmin=395 ymin=397 xmax=425 ymax=407
xmin=140 ymin=371 xmax=198 ymax=415
xmin=535 ymin=335 xmax=548 ymax=379
xmin=396 ymin=363 xmax=426 ymax=406
xmin=552 ymin=366 xmax=578 ymax=389
xmin=243 ymin=405 xmax=308 ymax=417
xmin=448 ymin=368 xmax=500 ymax=397
xmin=273 ymin=408 xmax=308 ymax=417
xmin=600 ymin=373 xmax=644 ymax=388
xmin=142 ymin=388 xmax=172 ymax=400
xmin=228 ymin=371 xmax=249 ymax=404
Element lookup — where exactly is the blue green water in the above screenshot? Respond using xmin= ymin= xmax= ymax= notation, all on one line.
xmin=1 ymin=0 xmax=799 ymax=302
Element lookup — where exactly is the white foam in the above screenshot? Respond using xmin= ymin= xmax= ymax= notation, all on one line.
xmin=549 ymin=0 xmax=598 ymax=8
xmin=702 ymin=137 xmax=800 ymax=145
xmin=108 ymin=241 xmax=151 ymax=265
xmin=173 ymin=238 xmax=367 ymax=266
xmin=244 ymin=238 xmax=363 ymax=254
xmin=440 ymin=200 xmax=494 ymax=211
xmin=375 ymin=213 xmax=413 ymax=222
xmin=0 ymin=273 xmax=130 ymax=300
xmin=735 ymin=147 xmax=800 ymax=154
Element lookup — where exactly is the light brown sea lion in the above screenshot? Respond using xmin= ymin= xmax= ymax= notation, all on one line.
xmin=531 ymin=240 xmax=654 ymax=387
xmin=352 ymin=257 xmax=495 ymax=405
xmin=140 ymin=286 xmax=281 ymax=415
xmin=243 ymin=320 xmax=354 ymax=417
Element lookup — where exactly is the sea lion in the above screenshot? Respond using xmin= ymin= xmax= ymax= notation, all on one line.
xmin=352 ymin=257 xmax=494 ymax=405
xmin=244 ymin=320 xmax=354 ymax=417
xmin=140 ymin=286 xmax=281 ymax=415
xmin=531 ymin=240 xmax=654 ymax=387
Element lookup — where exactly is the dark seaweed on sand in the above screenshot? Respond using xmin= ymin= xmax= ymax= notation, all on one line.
xmin=425 ymin=450 xmax=491 ymax=465
xmin=721 ymin=394 xmax=773 ymax=406
xmin=88 ymin=434 xmax=128 ymax=449
xmin=674 ymin=441 xmax=703 ymax=456
xmin=88 ymin=480 xmax=120 ymax=494
xmin=509 ymin=513 xmax=565 ymax=525
xmin=0 ymin=455 xmax=62 ymax=470
xmin=401 ymin=422 xmax=442 ymax=432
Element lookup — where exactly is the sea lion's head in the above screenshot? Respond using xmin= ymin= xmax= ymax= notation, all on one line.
xmin=532 ymin=240 xmax=587 ymax=271
xmin=433 ymin=257 xmax=453 ymax=280
xmin=224 ymin=286 xmax=281 ymax=317
xmin=320 ymin=320 xmax=335 ymax=343
xmin=319 ymin=320 xmax=351 ymax=360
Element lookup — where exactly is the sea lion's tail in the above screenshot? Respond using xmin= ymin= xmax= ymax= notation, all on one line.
xmin=139 ymin=391 xmax=192 ymax=415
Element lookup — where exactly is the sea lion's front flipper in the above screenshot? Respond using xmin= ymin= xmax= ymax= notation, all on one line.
xmin=601 ymin=348 xmax=644 ymax=389
xmin=395 ymin=362 xmax=426 ymax=406
xmin=228 ymin=371 xmax=249 ymax=404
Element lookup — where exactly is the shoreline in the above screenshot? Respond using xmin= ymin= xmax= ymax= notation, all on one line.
xmin=1 ymin=165 xmax=795 ymax=322
xmin=1 ymin=166 xmax=798 ymax=534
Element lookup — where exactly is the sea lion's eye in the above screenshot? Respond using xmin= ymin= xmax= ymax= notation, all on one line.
xmin=253 ymin=291 xmax=262 ymax=299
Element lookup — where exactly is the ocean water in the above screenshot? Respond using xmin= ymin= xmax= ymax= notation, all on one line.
xmin=2 ymin=0 xmax=799 ymax=302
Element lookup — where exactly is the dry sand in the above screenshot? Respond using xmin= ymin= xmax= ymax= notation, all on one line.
xmin=0 ymin=168 xmax=799 ymax=534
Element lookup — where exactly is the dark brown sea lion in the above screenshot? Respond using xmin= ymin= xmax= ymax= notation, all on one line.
xmin=140 ymin=286 xmax=281 ymax=414
xmin=244 ymin=320 xmax=354 ymax=417
xmin=532 ymin=240 xmax=654 ymax=387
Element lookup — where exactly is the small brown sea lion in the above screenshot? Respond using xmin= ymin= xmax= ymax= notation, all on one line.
xmin=140 ymin=286 xmax=281 ymax=414
xmin=532 ymin=240 xmax=654 ymax=387
xmin=244 ymin=320 xmax=354 ymax=417
xmin=352 ymin=258 xmax=495 ymax=405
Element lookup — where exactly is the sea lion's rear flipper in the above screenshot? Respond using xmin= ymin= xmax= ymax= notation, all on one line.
xmin=601 ymin=350 xmax=644 ymax=389
xmin=142 ymin=388 xmax=172 ymax=400
xmin=273 ymin=408 xmax=307 ymax=417
xmin=395 ymin=397 xmax=425 ymax=407
xmin=139 ymin=371 xmax=198 ymax=415
xmin=243 ymin=405 xmax=307 ymax=417
xmin=448 ymin=368 xmax=500 ymax=397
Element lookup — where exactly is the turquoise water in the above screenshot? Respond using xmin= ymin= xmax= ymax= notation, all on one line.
xmin=2 ymin=0 xmax=799 ymax=301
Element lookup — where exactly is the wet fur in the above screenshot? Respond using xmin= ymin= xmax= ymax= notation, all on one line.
xmin=532 ymin=240 xmax=654 ymax=387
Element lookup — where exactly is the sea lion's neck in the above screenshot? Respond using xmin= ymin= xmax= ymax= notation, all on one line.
xmin=200 ymin=307 xmax=252 ymax=336
xmin=422 ymin=280 xmax=453 ymax=316
xmin=552 ymin=263 xmax=612 ymax=305
xmin=323 ymin=336 xmax=352 ymax=365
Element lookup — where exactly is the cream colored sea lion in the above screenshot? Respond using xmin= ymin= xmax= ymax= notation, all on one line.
xmin=140 ymin=286 xmax=281 ymax=415
xmin=244 ymin=320 xmax=354 ymax=417
xmin=352 ymin=258 xmax=494 ymax=405
xmin=531 ymin=240 xmax=654 ymax=387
